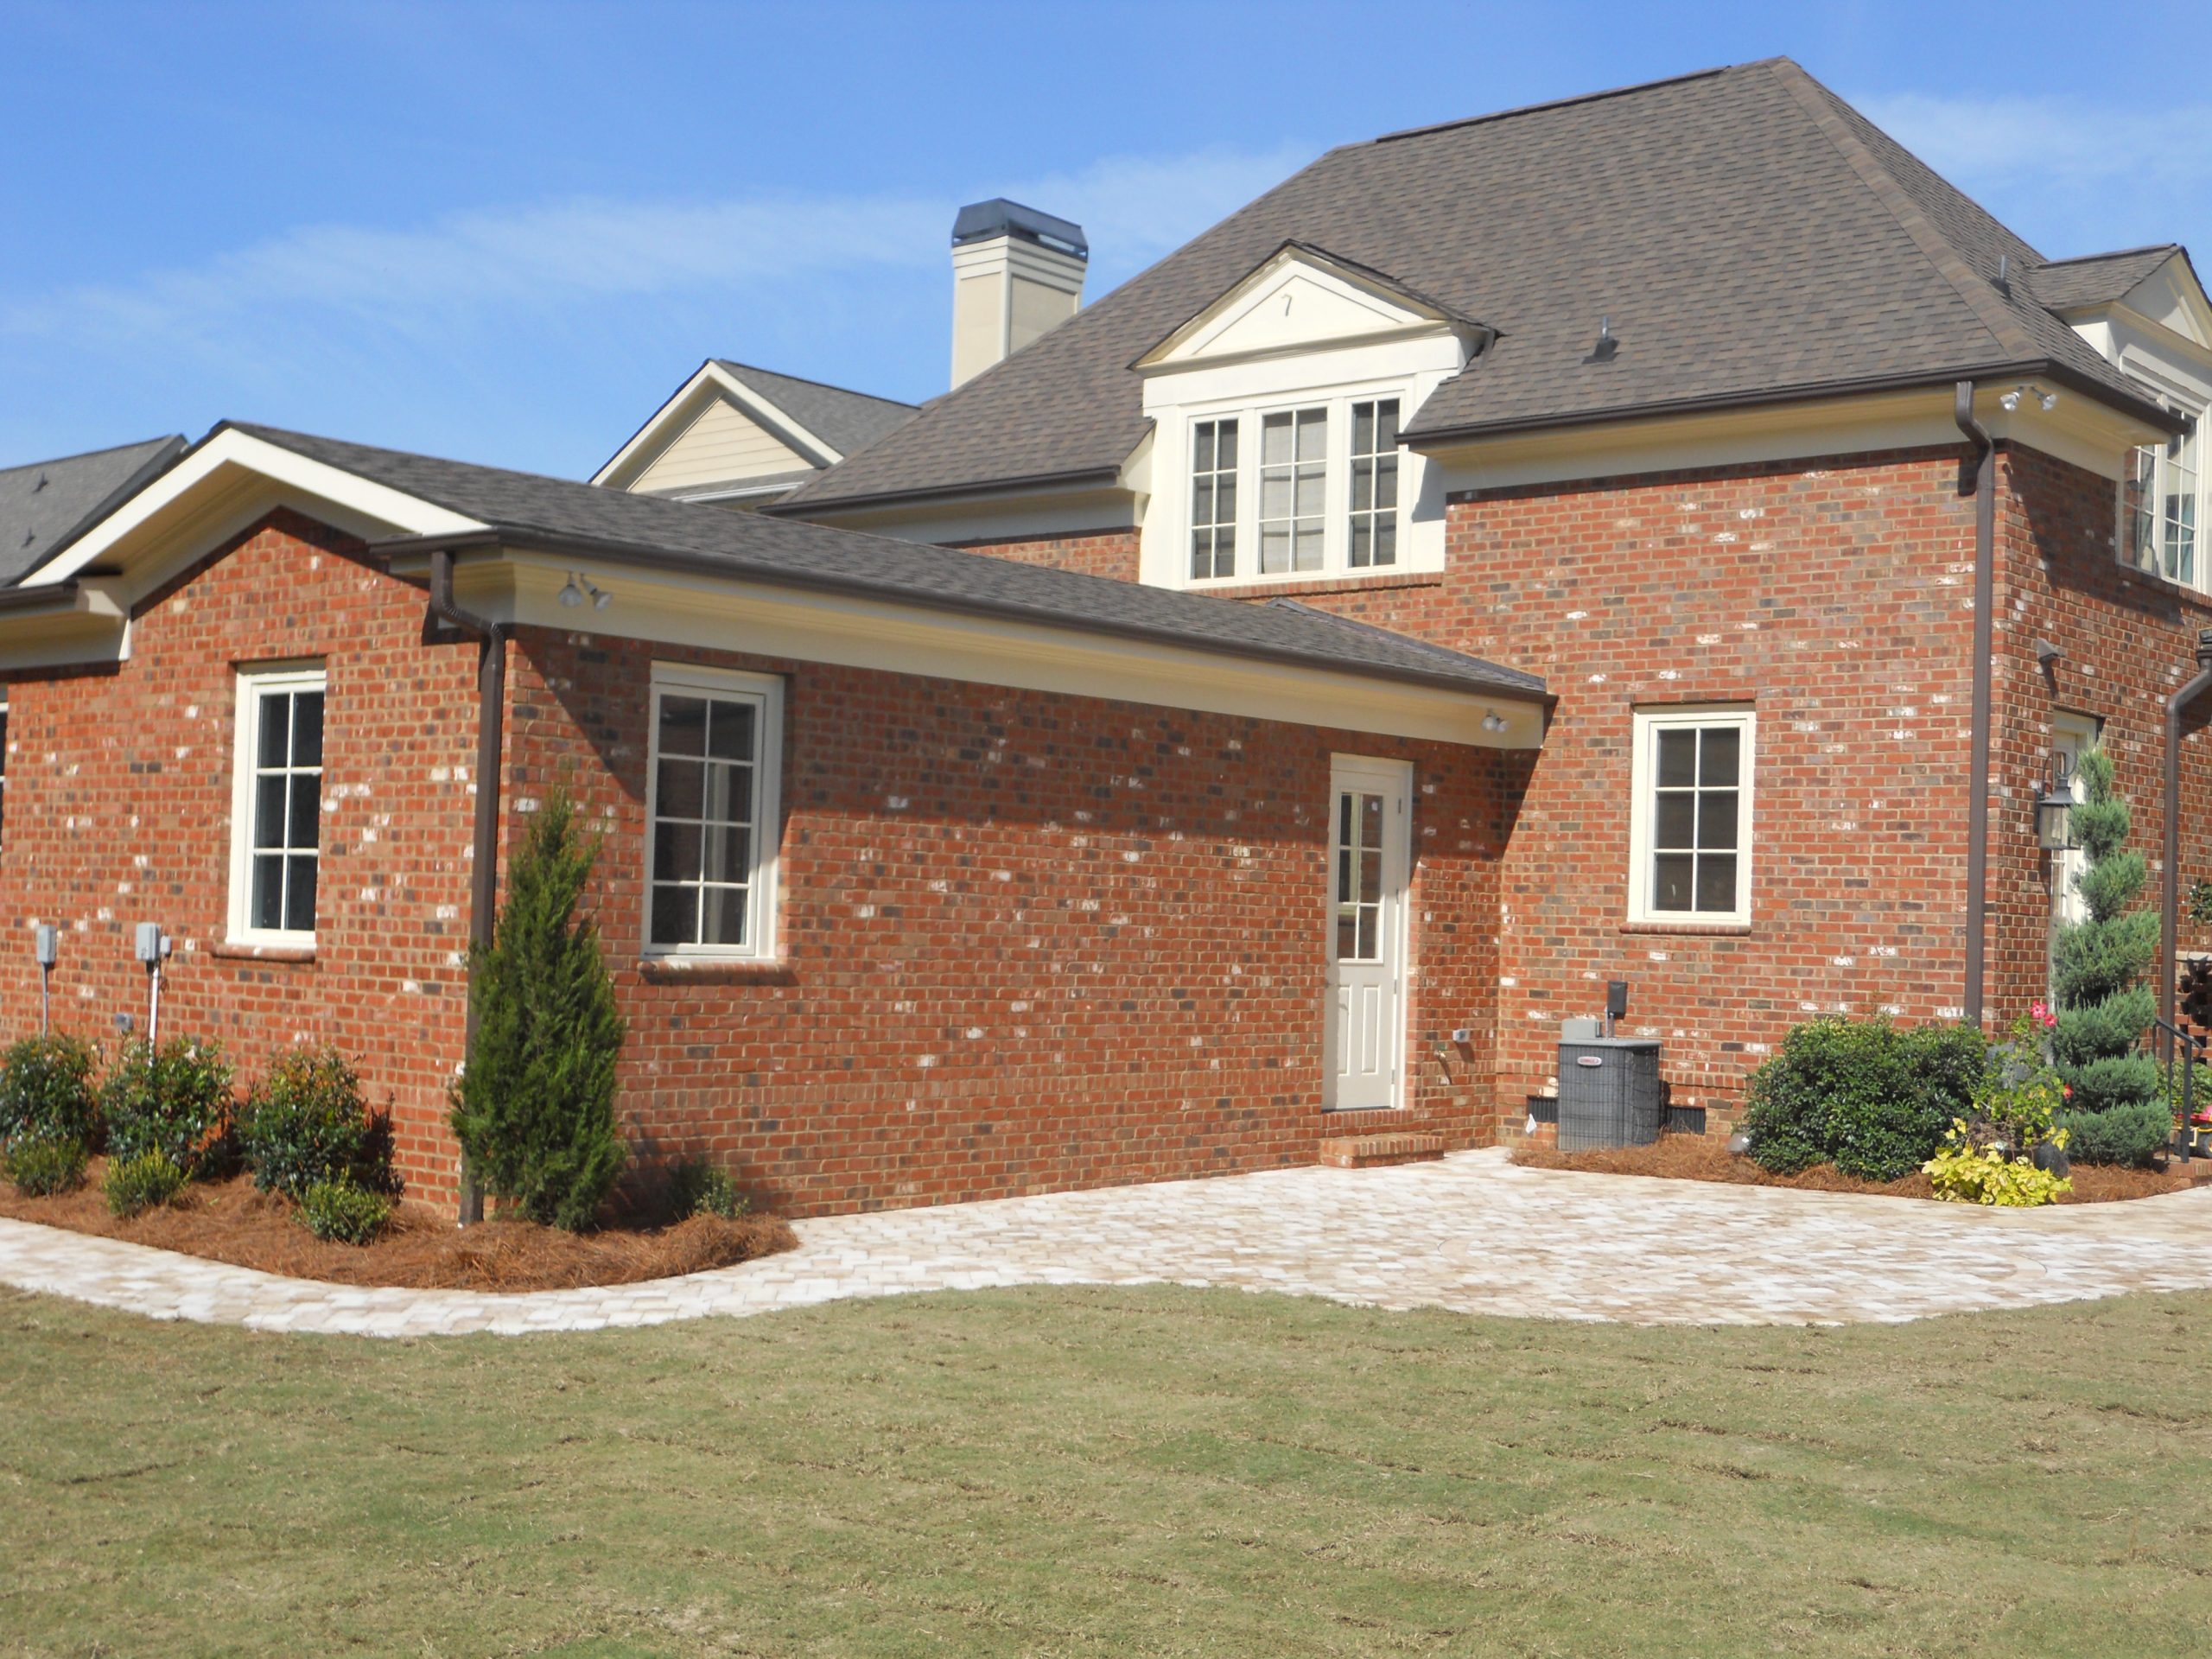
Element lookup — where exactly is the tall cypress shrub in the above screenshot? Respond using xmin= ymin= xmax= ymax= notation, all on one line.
xmin=2050 ymin=746 xmax=2170 ymax=1164
xmin=449 ymin=790 xmax=628 ymax=1229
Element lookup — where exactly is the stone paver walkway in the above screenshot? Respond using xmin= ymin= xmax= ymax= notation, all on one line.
xmin=3 ymin=1149 xmax=2209 ymax=1338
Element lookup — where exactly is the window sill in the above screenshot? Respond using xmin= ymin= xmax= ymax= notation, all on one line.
xmin=1187 ymin=569 xmax=1444 ymax=602
xmin=210 ymin=939 xmax=317 ymax=963
xmin=636 ymin=955 xmax=794 ymax=985
xmin=1620 ymin=919 xmax=1751 ymax=938
xmin=2113 ymin=562 xmax=2212 ymax=611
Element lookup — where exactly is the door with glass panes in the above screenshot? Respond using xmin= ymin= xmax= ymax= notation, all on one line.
xmin=1325 ymin=757 xmax=1412 ymax=1110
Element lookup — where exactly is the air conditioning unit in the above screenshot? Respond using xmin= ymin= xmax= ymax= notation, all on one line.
xmin=1556 ymin=1036 xmax=1662 ymax=1151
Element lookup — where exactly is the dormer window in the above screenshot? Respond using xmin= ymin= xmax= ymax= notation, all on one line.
xmin=1258 ymin=407 xmax=1329 ymax=574
xmin=1176 ymin=394 xmax=1408 ymax=585
xmin=1349 ymin=399 xmax=1401 ymax=568
xmin=1189 ymin=418 xmax=1239 ymax=580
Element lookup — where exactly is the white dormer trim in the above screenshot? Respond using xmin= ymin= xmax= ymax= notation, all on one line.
xmin=20 ymin=427 xmax=486 ymax=593
xmin=1134 ymin=244 xmax=1487 ymax=376
xmin=592 ymin=361 xmax=845 ymax=492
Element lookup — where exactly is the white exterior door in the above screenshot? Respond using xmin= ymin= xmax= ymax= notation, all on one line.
xmin=1325 ymin=757 xmax=1411 ymax=1110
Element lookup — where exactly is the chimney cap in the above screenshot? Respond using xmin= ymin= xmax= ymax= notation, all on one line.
xmin=952 ymin=198 xmax=1088 ymax=260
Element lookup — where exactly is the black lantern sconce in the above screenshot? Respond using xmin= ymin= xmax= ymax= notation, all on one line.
xmin=2037 ymin=750 xmax=2079 ymax=853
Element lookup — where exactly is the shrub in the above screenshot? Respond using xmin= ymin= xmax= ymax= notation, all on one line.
xmin=1741 ymin=1017 xmax=1990 ymax=1182
xmin=448 ymin=791 xmax=628 ymax=1231
xmin=241 ymin=1046 xmax=397 ymax=1199
xmin=0 ymin=1033 xmax=101 ymax=1150
xmin=3 ymin=1134 xmax=87 ymax=1196
xmin=670 ymin=1158 xmax=747 ymax=1221
xmin=1924 ymin=1126 xmax=2073 ymax=1207
xmin=2056 ymin=1096 xmax=2172 ymax=1167
xmin=2050 ymin=746 xmax=2168 ymax=1162
xmin=101 ymin=1038 xmax=236 ymax=1179
xmin=103 ymin=1149 xmax=185 ymax=1217
xmin=298 ymin=1178 xmax=391 ymax=1245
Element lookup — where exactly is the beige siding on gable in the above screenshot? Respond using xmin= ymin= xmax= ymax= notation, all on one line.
xmin=632 ymin=397 xmax=817 ymax=493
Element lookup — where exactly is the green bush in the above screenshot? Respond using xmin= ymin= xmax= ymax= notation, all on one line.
xmin=298 ymin=1179 xmax=391 ymax=1245
xmin=241 ymin=1046 xmax=397 ymax=1199
xmin=2056 ymin=1096 xmax=2172 ymax=1167
xmin=0 ymin=1033 xmax=101 ymax=1150
xmin=103 ymin=1149 xmax=185 ymax=1217
xmin=1742 ymin=1017 xmax=1991 ymax=1182
xmin=670 ymin=1158 xmax=747 ymax=1221
xmin=449 ymin=791 xmax=628 ymax=1231
xmin=102 ymin=1038 xmax=236 ymax=1179
xmin=3 ymin=1134 xmax=87 ymax=1196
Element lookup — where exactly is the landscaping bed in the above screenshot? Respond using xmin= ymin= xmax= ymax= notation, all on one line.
xmin=0 ymin=1156 xmax=796 ymax=1291
xmin=1513 ymin=1134 xmax=2205 ymax=1203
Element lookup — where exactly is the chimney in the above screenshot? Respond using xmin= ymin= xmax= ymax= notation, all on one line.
xmin=950 ymin=199 xmax=1087 ymax=389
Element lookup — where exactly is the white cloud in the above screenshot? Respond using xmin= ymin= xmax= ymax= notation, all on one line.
xmin=0 ymin=142 xmax=1311 ymax=363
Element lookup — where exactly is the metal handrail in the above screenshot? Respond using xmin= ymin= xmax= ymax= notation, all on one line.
xmin=2152 ymin=1016 xmax=2205 ymax=1162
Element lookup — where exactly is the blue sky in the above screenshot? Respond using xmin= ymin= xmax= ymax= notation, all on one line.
xmin=5 ymin=0 xmax=2208 ymax=479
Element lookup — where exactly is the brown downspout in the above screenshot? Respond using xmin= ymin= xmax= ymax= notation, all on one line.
xmin=428 ymin=547 xmax=508 ymax=1224
xmin=1955 ymin=381 xmax=1995 ymax=1028
xmin=2161 ymin=629 xmax=2212 ymax=1027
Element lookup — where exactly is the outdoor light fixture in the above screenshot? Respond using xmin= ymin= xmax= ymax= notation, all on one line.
xmin=558 ymin=572 xmax=612 ymax=610
xmin=2037 ymin=749 xmax=2079 ymax=852
xmin=1999 ymin=384 xmax=2059 ymax=414
xmin=1480 ymin=709 xmax=1508 ymax=733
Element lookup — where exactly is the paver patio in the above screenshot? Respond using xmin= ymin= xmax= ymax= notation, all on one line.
xmin=3 ymin=1147 xmax=2209 ymax=1338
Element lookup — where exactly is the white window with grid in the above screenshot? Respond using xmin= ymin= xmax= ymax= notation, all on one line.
xmin=1188 ymin=417 xmax=1238 ymax=581
xmin=1627 ymin=707 xmax=1754 ymax=925
xmin=2123 ymin=410 xmax=2202 ymax=588
xmin=645 ymin=664 xmax=783 ymax=959
xmin=1348 ymin=398 xmax=1400 ymax=569
xmin=1257 ymin=406 xmax=1328 ymax=575
xmin=227 ymin=664 xmax=325 ymax=944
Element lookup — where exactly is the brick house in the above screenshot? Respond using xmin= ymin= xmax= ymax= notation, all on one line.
xmin=3 ymin=58 xmax=2208 ymax=1216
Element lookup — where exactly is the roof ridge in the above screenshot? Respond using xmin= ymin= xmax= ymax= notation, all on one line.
xmin=1373 ymin=61 xmax=1741 ymax=144
xmin=2034 ymin=243 xmax=2182 ymax=270
xmin=715 ymin=360 xmax=917 ymax=411
xmin=1768 ymin=60 xmax=2036 ymax=364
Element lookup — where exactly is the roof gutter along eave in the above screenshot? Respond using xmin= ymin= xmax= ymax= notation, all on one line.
xmin=371 ymin=526 xmax=1554 ymax=709
xmin=764 ymin=462 xmax=1128 ymax=518
xmin=1399 ymin=359 xmax=2187 ymax=450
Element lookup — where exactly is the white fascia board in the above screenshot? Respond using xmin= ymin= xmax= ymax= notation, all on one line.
xmin=20 ymin=428 xmax=486 ymax=589
xmin=592 ymin=362 xmax=841 ymax=489
xmin=429 ymin=548 xmax=1544 ymax=751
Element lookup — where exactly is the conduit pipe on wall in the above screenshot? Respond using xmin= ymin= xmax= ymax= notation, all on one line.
xmin=427 ymin=546 xmax=509 ymax=1224
xmin=1954 ymin=381 xmax=1996 ymax=1029
xmin=2162 ymin=630 xmax=2212 ymax=1027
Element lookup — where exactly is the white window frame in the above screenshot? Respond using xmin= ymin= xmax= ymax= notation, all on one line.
xmin=1626 ymin=706 xmax=1756 ymax=926
xmin=2116 ymin=366 xmax=2208 ymax=594
xmin=226 ymin=663 xmax=327 ymax=948
xmin=643 ymin=662 xmax=785 ymax=961
xmin=1177 ymin=385 xmax=1413 ymax=588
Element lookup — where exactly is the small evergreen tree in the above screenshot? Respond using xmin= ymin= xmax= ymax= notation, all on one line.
xmin=2050 ymin=746 xmax=2170 ymax=1164
xmin=449 ymin=790 xmax=628 ymax=1229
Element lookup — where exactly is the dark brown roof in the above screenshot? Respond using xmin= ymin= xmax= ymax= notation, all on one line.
xmin=0 ymin=435 xmax=186 ymax=586
xmin=710 ymin=361 xmax=917 ymax=458
xmin=220 ymin=424 xmax=1545 ymax=703
xmin=783 ymin=58 xmax=2173 ymax=512
xmin=2024 ymin=246 xmax=2185 ymax=312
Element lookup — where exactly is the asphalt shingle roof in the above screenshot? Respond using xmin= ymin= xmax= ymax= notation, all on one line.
xmin=782 ymin=58 xmax=2173 ymax=510
xmin=225 ymin=423 xmax=1544 ymax=702
xmin=2024 ymin=246 xmax=2186 ymax=313
xmin=711 ymin=362 xmax=917 ymax=460
xmin=0 ymin=436 xmax=185 ymax=586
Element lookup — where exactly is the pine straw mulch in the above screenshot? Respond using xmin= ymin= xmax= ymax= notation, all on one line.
xmin=1511 ymin=1134 xmax=2209 ymax=1204
xmin=0 ymin=1160 xmax=798 ymax=1291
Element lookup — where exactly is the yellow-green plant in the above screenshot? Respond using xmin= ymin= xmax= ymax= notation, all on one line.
xmin=1923 ymin=1119 xmax=2073 ymax=1206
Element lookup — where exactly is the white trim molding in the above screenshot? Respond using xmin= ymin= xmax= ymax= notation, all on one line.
xmin=1626 ymin=704 xmax=1756 ymax=927
xmin=642 ymin=661 xmax=785 ymax=962
xmin=226 ymin=662 xmax=327 ymax=950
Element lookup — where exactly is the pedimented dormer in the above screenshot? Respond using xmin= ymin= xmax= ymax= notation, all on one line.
xmin=1133 ymin=244 xmax=1491 ymax=592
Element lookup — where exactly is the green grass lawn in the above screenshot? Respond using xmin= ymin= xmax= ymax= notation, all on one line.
xmin=3 ymin=1286 xmax=2211 ymax=1657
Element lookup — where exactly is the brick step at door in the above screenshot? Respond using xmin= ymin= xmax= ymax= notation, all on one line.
xmin=1317 ymin=1132 xmax=1445 ymax=1169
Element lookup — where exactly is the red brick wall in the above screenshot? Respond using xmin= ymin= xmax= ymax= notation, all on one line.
xmin=0 ymin=512 xmax=480 ymax=1201
xmin=944 ymin=527 xmax=1140 ymax=582
xmin=505 ymin=626 xmax=1524 ymax=1214
xmin=1242 ymin=449 xmax=1988 ymax=1128
xmin=1985 ymin=445 xmax=2212 ymax=1025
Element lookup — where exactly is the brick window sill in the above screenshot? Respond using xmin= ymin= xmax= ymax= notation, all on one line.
xmin=636 ymin=956 xmax=796 ymax=985
xmin=209 ymin=940 xmax=316 ymax=963
xmin=1619 ymin=920 xmax=1752 ymax=938
xmin=2113 ymin=563 xmax=2212 ymax=613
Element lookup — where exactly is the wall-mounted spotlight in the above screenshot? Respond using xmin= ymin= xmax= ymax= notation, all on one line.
xmin=1999 ymin=384 xmax=2059 ymax=414
xmin=558 ymin=572 xmax=612 ymax=610
xmin=1480 ymin=709 xmax=1509 ymax=734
